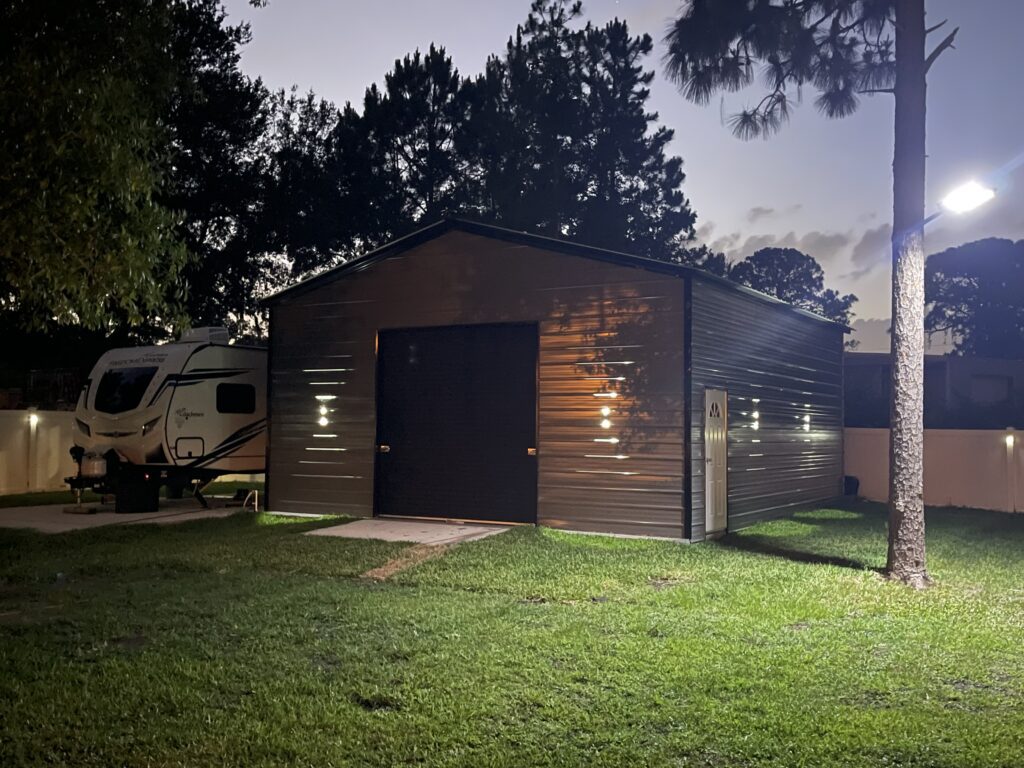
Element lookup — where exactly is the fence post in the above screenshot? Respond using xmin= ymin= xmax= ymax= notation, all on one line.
xmin=1008 ymin=428 xmax=1018 ymax=513
xmin=26 ymin=408 xmax=39 ymax=492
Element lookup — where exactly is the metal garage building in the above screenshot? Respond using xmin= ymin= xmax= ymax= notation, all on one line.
xmin=264 ymin=219 xmax=846 ymax=541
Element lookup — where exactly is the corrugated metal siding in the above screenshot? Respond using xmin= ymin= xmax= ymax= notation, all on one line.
xmin=688 ymin=278 xmax=845 ymax=540
xmin=268 ymin=231 xmax=685 ymax=536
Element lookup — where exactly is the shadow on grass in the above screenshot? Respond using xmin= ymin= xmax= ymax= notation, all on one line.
xmin=718 ymin=500 xmax=1024 ymax=574
xmin=718 ymin=531 xmax=882 ymax=573
xmin=715 ymin=501 xmax=886 ymax=573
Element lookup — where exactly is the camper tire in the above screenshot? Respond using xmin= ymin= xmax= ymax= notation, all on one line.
xmin=166 ymin=478 xmax=187 ymax=500
xmin=115 ymin=473 xmax=161 ymax=514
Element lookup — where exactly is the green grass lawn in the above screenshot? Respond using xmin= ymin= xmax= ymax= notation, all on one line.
xmin=1 ymin=503 xmax=1023 ymax=766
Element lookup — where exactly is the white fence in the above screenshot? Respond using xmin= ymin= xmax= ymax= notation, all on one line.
xmin=0 ymin=410 xmax=77 ymax=494
xmin=2 ymin=411 xmax=1017 ymax=510
xmin=845 ymin=428 xmax=1022 ymax=512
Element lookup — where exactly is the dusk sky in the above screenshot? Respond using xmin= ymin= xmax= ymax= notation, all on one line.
xmin=223 ymin=0 xmax=1024 ymax=345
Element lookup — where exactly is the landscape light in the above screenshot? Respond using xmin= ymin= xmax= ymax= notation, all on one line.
xmin=941 ymin=180 xmax=996 ymax=214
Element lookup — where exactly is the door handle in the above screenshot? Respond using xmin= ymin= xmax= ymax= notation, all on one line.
xmin=377 ymin=444 xmax=391 ymax=454
xmin=527 ymin=447 xmax=537 ymax=456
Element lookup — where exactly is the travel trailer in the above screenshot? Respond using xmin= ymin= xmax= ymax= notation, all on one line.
xmin=68 ymin=328 xmax=267 ymax=512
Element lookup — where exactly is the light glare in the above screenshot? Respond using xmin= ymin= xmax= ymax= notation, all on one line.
xmin=941 ymin=180 xmax=996 ymax=214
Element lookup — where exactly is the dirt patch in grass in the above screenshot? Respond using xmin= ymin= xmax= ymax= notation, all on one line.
xmin=112 ymin=633 xmax=147 ymax=651
xmin=351 ymin=692 xmax=402 ymax=712
xmin=361 ymin=543 xmax=452 ymax=580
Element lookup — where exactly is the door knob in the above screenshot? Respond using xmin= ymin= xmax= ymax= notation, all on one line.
xmin=527 ymin=447 xmax=537 ymax=456
xmin=377 ymin=444 xmax=391 ymax=454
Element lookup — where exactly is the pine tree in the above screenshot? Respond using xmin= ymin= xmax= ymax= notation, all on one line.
xmin=664 ymin=0 xmax=960 ymax=587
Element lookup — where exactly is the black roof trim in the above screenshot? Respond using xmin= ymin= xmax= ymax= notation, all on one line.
xmin=262 ymin=218 xmax=850 ymax=331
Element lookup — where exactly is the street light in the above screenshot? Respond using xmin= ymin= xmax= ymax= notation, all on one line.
xmin=940 ymin=180 xmax=996 ymax=215
xmin=922 ymin=179 xmax=997 ymax=227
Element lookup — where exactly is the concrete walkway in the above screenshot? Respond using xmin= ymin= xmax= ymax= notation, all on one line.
xmin=307 ymin=517 xmax=509 ymax=545
xmin=0 ymin=499 xmax=242 ymax=534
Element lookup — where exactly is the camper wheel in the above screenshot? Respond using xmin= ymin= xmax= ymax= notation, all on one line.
xmin=115 ymin=472 xmax=161 ymax=514
xmin=166 ymin=477 xmax=188 ymax=500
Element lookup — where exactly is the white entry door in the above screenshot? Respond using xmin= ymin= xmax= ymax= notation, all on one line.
xmin=704 ymin=388 xmax=728 ymax=535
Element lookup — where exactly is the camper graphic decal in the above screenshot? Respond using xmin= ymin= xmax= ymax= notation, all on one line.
xmin=187 ymin=418 xmax=267 ymax=468
xmin=174 ymin=407 xmax=205 ymax=428
xmin=146 ymin=368 xmax=249 ymax=407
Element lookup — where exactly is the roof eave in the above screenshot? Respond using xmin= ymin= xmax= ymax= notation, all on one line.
xmin=260 ymin=217 xmax=850 ymax=332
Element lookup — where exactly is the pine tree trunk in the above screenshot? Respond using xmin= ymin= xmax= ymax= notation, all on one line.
xmin=886 ymin=0 xmax=931 ymax=588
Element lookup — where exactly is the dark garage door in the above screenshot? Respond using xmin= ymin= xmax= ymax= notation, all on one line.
xmin=374 ymin=323 xmax=538 ymax=523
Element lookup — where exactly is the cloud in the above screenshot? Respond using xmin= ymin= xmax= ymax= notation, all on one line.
xmin=726 ymin=230 xmax=852 ymax=263
xmin=708 ymin=231 xmax=742 ymax=254
xmin=695 ymin=221 xmax=716 ymax=241
xmin=749 ymin=202 xmax=802 ymax=224
xmin=746 ymin=206 xmax=776 ymax=223
xmin=799 ymin=231 xmax=853 ymax=260
xmin=744 ymin=203 xmax=803 ymax=224
xmin=849 ymin=223 xmax=892 ymax=270
xmin=736 ymin=231 xmax=796 ymax=255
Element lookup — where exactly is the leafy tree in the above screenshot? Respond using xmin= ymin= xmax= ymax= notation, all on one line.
xmin=362 ymin=46 xmax=469 ymax=232
xmin=664 ymin=0 xmax=960 ymax=587
xmin=460 ymin=1 xmax=697 ymax=259
xmin=459 ymin=2 xmax=588 ymax=235
xmin=253 ymin=90 xmax=342 ymax=278
xmin=925 ymin=238 xmax=1024 ymax=359
xmin=675 ymin=244 xmax=729 ymax=277
xmin=730 ymin=248 xmax=857 ymax=324
xmin=576 ymin=18 xmax=697 ymax=258
xmin=0 ymin=0 xmax=188 ymax=330
xmin=160 ymin=0 xmax=274 ymax=339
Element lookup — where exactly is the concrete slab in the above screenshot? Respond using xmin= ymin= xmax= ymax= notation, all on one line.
xmin=307 ymin=517 xmax=510 ymax=545
xmin=0 ymin=498 xmax=243 ymax=534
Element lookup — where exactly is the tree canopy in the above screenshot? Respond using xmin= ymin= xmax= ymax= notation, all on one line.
xmin=729 ymin=247 xmax=857 ymax=325
xmin=460 ymin=1 xmax=697 ymax=259
xmin=925 ymin=238 xmax=1024 ymax=359
xmin=2 ymin=0 xmax=710 ymax=337
xmin=663 ymin=0 xmax=906 ymax=140
xmin=0 ymin=0 xmax=188 ymax=330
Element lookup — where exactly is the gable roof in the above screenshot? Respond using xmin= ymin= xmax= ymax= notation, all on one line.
xmin=262 ymin=218 xmax=849 ymax=331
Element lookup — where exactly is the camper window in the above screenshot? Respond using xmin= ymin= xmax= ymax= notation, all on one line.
xmin=94 ymin=367 xmax=158 ymax=414
xmin=216 ymin=383 xmax=256 ymax=414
